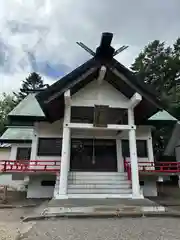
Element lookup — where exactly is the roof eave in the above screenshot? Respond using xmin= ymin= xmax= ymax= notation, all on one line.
xmin=36 ymin=57 xmax=97 ymax=103
xmin=0 ymin=139 xmax=32 ymax=144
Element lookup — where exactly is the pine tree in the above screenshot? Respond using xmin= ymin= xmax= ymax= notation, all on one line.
xmin=131 ymin=38 xmax=180 ymax=156
xmin=131 ymin=39 xmax=180 ymax=113
xmin=0 ymin=93 xmax=17 ymax=135
xmin=14 ymin=72 xmax=45 ymax=101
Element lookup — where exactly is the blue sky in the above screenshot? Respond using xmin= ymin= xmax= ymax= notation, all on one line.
xmin=26 ymin=51 xmax=70 ymax=78
xmin=0 ymin=0 xmax=180 ymax=96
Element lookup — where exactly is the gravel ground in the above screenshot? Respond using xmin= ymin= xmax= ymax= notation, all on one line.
xmin=25 ymin=218 xmax=180 ymax=240
xmin=1 ymin=207 xmax=180 ymax=240
xmin=0 ymin=208 xmax=35 ymax=240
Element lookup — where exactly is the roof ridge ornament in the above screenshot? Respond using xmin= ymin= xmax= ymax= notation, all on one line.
xmin=76 ymin=32 xmax=128 ymax=60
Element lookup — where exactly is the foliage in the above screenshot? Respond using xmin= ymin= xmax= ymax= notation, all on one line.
xmin=0 ymin=72 xmax=45 ymax=135
xmin=131 ymin=38 xmax=180 ymax=114
xmin=131 ymin=38 xmax=180 ymax=155
xmin=0 ymin=93 xmax=17 ymax=135
xmin=13 ymin=72 xmax=45 ymax=101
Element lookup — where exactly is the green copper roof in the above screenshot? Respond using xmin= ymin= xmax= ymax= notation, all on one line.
xmin=148 ymin=110 xmax=177 ymax=121
xmin=8 ymin=94 xmax=45 ymax=117
xmin=0 ymin=128 xmax=33 ymax=141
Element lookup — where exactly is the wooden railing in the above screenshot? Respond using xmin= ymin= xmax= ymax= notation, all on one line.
xmin=124 ymin=161 xmax=180 ymax=181
xmin=138 ymin=161 xmax=180 ymax=172
xmin=124 ymin=161 xmax=131 ymax=181
xmin=1 ymin=160 xmax=180 ymax=175
xmin=0 ymin=160 xmax=60 ymax=173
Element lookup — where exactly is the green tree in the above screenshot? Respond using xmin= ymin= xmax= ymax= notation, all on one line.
xmin=131 ymin=38 xmax=180 ymax=156
xmin=0 ymin=93 xmax=17 ymax=135
xmin=131 ymin=39 xmax=180 ymax=113
xmin=14 ymin=72 xmax=45 ymax=101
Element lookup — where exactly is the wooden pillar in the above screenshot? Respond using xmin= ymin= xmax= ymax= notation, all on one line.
xmin=9 ymin=145 xmax=17 ymax=160
xmin=30 ymin=123 xmax=38 ymax=160
xmin=58 ymin=90 xmax=71 ymax=198
xmin=128 ymin=108 xmax=141 ymax=198
xmin=147 ymin=137 xmax=154 ymax=162
xmin=58 ymin=125 xmax=70 ymax=196
xmin=116 ymin=139 xmax=124 ymax=172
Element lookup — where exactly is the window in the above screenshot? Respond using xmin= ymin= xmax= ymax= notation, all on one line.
xmin=16 ymin=147 xmax=31 ymax=160
xmin=122 ymin=140 xmax=148 ymax=158
xmin=136 ymin=140 xmax=148 ymax=157
xmin=71 ymin=107 xmax=94 ymax=123
xmin=121 ymin=140 xmax=130 ymax=158
xmin=37 ymin=138 xmax=62 ymax=156
xmin=140 ymin=181 xmax=144 ymax=186
xmin=41 ymin=180 xmax=56 ymax=186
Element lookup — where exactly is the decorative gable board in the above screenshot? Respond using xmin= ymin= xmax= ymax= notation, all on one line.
xmin=71 ymin=80 xmax=129 ymax=108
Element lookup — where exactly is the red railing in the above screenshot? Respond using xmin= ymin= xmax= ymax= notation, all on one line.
xmin=124 ymin=161 xmax=180 ymax=181
xmin=1 ymin=160 xmax=180 ymax=175
xmin=124 ymin=161 xmax=131 ymax=181
xmin=138 ymin=161 xmax=180 ymax=173
xmin=0 ymin=160 xmax=60 ymax=173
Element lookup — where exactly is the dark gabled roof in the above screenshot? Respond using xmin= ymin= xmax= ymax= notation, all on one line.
xmin=36 ymin=58 xmax=167 ymax=124
xmin=34 ymin=32 xmax=174 ymax=124
xmin=111 ymin=59 xmax=161 ymax=103
xmin=4 ymin=32 xmax=176 ymax=127
xmin=36 ymin=57 xmax=100 ymax=121
xmin=37 ymin=57 xmax=98 ymax=104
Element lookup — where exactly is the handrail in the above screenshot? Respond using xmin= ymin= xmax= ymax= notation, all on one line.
xmin=124 ymin=161 xmax=131 ymax=181
xmin=0 ymin=160 xmax=60 ymax=173
xmin=124 ymin=160 xmax=180 ymax=174
xmin=2 ymin=160 xmax=180 ymax=174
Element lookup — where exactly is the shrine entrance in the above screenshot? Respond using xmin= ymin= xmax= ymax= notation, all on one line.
xmin=70 ymin=139 xmax=117 ymax=172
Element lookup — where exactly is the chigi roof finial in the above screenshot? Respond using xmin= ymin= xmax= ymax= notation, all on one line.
xmin=76 ymin=32 xmax=128 ymax=60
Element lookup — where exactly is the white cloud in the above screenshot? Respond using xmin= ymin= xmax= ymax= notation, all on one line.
xmin=0 ymin=71 xmax=56 ymax=98
xmin=0 ymin=0 xmax=180 ymax=96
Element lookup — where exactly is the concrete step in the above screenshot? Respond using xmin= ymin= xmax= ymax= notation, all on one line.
xmin=68 ymin=184 xmax=131 ymax=189
xmin=56 ymin=172 xmax=127 ymax=179
xmin=69 ymin=172 xmax=127 ymax=176
xmin=68 ymin=176 xmax=128 ymax=181
xmin=67 ymin=188 xmax=132 ymax=194
xmin=68 ymin=179 xmax=130 ymax=185
xmin=60 ymin=194 xmax=133 ymax=199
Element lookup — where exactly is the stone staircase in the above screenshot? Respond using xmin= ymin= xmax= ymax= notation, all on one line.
xmin=67 ymin=172 xmax=132 ymax=198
